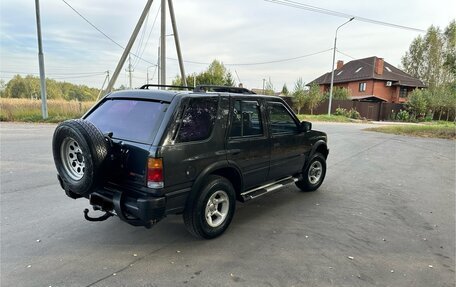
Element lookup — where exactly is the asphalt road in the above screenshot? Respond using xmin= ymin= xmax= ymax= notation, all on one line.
xmin=1 ymin=122 xmax=455 ymax=287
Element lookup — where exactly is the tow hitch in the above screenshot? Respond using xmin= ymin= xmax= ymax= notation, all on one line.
xmin=83 ymin=208 xmax=113 ymax=222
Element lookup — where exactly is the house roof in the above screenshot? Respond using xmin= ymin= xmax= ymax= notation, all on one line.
xmin=308 ymin=56 xmax=426 ymax=88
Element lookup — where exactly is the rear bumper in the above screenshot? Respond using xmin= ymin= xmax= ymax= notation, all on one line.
xmin=58 ymin=171 xmax=191 ymax=228
xmin=89 ymin=188 xmax=166 ymax=228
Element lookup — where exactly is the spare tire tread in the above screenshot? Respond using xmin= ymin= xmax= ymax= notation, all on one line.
xmin=52 ymin=119 xmax=109 ymax=196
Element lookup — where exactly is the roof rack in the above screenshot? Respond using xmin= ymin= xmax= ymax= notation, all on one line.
xmin=139 ymin=84 xmax=256 ymax=95
xmin=140 ymin=84 xmax=194 ymax=90
xmin=194 ymin=85 xmax=256 ymax=94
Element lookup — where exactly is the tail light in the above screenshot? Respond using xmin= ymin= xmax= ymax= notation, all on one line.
xmin=147 ymin=158 xmax=164 ymax=188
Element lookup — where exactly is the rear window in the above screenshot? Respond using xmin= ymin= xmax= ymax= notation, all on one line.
xmin=86 ymin=99 xmax=168 ymax=144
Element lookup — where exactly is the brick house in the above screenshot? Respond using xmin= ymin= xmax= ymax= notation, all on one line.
xmin=308 ymin=56 xmax=426 ymax=103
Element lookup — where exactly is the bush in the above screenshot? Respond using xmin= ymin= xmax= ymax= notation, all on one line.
xmin=334 ymin=107 xmax=347 ymax=116
xmin=348 ymin=108 xmax=361 ymax=119
xmin=334 ymin=107 xmax=360 ymax=119
xmin=396 ymin=109 xmax=410 ymax=122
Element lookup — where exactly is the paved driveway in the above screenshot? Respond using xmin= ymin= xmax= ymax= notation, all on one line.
xmin=1 ymin=122 xmax=454 ymax=287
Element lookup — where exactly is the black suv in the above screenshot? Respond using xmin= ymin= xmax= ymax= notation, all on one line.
xmin=52 ymin=86 xmax=328 ymax=239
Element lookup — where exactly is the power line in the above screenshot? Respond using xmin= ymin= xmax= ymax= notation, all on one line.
xmin=265 ymin=0 xmax=425 ymax=33
xmin=61 ymin=0 xmax=333 ymax=70
xmin=166 ymin=48 xmax=333 ymax=66
xmin=53 ymin=73 xmax=106 ymax=79
xmin=61 ymin=0 xmax=157 ymax=66
xmin=133 ymin=3 xmax=161 ymax=70
xmin=130 ymin=8 xmax=150 ymax=69
xmin=226 ymin=48 xmax=333 ymax=66
xmin=0 ymin=70 xmax=106 ymax=76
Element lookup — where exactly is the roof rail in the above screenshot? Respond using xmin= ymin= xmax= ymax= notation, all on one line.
xmin=139 ymin=84 xmax=194 ymax=90
xmin=139 ymin=84 xmax=256 ymax=95
xmin=194 ymin=85 xmax=256 ymax=94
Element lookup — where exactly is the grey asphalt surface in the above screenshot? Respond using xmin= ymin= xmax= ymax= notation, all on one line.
xmin=1 ymin=122 xmax=455 ymax=287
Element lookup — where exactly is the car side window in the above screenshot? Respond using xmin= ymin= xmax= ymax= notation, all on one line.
xmin=176 ymin=97 xmax=218 ymax=143
xmin=268 ymin=102 xmax=299 ymax=134
xmin=229 ymin=100 xmax=263 ymax=138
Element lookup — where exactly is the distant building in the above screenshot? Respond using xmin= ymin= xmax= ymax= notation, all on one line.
xmin=308 ymin=56 xmax=426 ymax=103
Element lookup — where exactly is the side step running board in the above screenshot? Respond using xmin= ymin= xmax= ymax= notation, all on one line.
xmin=240 ymin=176 xmax=299 ymax=202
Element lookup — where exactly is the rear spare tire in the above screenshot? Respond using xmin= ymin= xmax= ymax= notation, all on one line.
xmin=52 ymin=119 xmax=109 ymax=197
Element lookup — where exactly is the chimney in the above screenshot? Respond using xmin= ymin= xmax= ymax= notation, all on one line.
xmin=336 ymin=60 xmax=344 ymax=70
xmin=375 ymin=57 xmax=384 ymax=75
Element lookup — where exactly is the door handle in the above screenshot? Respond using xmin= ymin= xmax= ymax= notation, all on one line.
xmin=227 ymin=149 xmax=241 ymax=156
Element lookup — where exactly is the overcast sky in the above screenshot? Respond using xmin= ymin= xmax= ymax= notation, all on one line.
xmin=1 ymin=0 xmax=455 ymax=91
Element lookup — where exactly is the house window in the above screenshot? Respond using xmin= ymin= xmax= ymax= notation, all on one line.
xmin=399 ymin=87 xmax=408 ymax=98
xmin=359 ymin=82 xmax=367 ymax=92
xmin=355 ymin=67 xmax=363 ymax=73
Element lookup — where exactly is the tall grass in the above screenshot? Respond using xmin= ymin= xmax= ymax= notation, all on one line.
xmin=297 ymin=114 xmax=353 ymax=123
xmin=365 ymin=124 xmax=456 ymax=139
xmin=0 ymin=98 xmax=96 ymax=123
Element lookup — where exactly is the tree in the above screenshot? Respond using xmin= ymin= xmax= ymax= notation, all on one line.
xmin=0 ymin=79 xmax=5 ymax=97
xmin=443 ymin=21 xmax=456 ymax=78
xmin=330 ymin=86 xmax=351 ymax=100
xmin=225 ymin=72 xmax=235 ymax=86
xmin=263 ymin=78 xmax=275 ymax=96
xmin=172 ymin=59 xmax=234 ymax=87
xmin=2 ymin=74 xmax=99 ymax=101
xmin=292 ymin=78 xmax=306 ymax=114
xmin=407 ymin=89 xmax=429 ymax=119
xmin=281 ymin=83 xmax=289 ymax=96
xmin=307 ymin=83 xmax=324 ymax=115
xmin=401 ymin=21 xmax=456 ymax=91
xmin=402 ymin=20 xmax=456 ymax=121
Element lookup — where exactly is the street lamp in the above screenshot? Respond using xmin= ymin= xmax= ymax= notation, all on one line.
xmin=328 ymin=17 xmax=354 ymax=116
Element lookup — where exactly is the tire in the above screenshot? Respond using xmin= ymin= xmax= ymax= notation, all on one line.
xmin=295 ymin=152 xmax=326 ymax=192
xmin=52 ymin=119 xmax=109 ymax=197
xmin=183 ymin=175 xmax=236 ymax=239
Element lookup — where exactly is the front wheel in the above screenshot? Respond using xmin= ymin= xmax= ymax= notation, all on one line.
xmin=295 ymin=152 xmax=327 ymax=192
xmin=183 ymin=175 xmax=236 ymax=239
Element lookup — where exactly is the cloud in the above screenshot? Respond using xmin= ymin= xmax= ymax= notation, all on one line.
xmin=1 ymin=0 xmax=455 ymax=90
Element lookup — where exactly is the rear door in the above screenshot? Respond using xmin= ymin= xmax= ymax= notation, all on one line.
xmin=226 ymin=98 xmax=270 ymax=189
xmin=267 ymin=101 xmax=309 ymax=180
xmin=85 ymin=98 xmax=169 ymax=187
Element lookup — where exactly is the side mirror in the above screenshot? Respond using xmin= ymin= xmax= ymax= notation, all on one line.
xmin=300 ymin=121 xmax=312 ymax=132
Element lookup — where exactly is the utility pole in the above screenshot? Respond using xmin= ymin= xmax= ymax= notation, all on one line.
xmin=160 ymin=0 xmax=166 ymax=88
xmin=157 ymin=45 xmax=160 ymax=85
xmin=34 ymin=0 xmax=48 ymax=119
xmin=168 ymin=0 xmax=186 ymax=86
xmin=104 ymin=0 xmax=154 ymax=94
xmin=96 ymin=71 xmax=110 ymax=101
xmin=126 ymin=55 xmax=133 ymax=89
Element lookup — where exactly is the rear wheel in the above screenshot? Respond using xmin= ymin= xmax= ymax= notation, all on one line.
xmin=183 ymin=175 xmax=236 ymax=239
xmin=295 ymin=152 xmax=326 ymax=192
xmin=52 ymin=119 xmax=109 ymax=197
